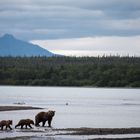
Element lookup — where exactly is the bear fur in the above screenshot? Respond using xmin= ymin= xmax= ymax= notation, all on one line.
xmin=35 ymin=110 xmax=55 ymax=127
xmin=15 ymin=119 xmax=34 ymax=129
xmin=0 ymin=120 xmax=12 ymax=130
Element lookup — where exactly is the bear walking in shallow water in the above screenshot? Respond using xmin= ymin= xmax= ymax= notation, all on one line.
xmin=15 ymin=119 xmax=34 ymax=129
xmin=0 ymin=120 xmax=12 ymax=130
xmin=35 ymin=110 xmax=55 ymax=127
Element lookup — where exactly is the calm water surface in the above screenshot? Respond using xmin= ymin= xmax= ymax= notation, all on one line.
xmin=0 ymin=86 xmax=140 ymax=128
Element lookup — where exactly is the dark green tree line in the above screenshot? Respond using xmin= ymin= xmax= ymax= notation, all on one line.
xmin=0 ymin=56 xmax=140 ymax=87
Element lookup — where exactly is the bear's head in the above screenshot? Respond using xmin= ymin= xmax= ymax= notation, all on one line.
xmin=8 ymin=120 xmax=13 ymax=125
xmin=30 ymin=120 xmax=34 ymax=125
xmin=48 ymin=110 xmax=55 ymax=117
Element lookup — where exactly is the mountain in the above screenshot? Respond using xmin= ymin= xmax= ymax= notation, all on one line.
xmin=0 ymin=34 xmax=55 ymax=57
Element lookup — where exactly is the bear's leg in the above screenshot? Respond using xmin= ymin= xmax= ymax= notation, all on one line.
xmin=35 ymin=119 xmax=40 ymax=126
xmin=21 ymin=125 xmax=23 ymax=129
xmin=35 ymin=122 xmax=40 ymax=126
xmin=1 ymin=125 xmax=3 ymax=130
xmin=48 ymin=119 xmax=52 ymax=127
xmin=26 ymin=125 xmax=28 ymax=129
xmin=8 ymin=125 xmax=12 ymax=130
xmin=15 ymin=124 xmax=19 ymax=128
xmin=5 ymin=125 xmax=7 ymax=130
xmin=42 ymin=121 xmax=46 ymax=127
xmin=35 ymin=117 xmax=40 ymax=126
xmin=29 ymin=124 xmax=32 ymax=128
xmin=15 ymin=124 xmax=21 ymax=128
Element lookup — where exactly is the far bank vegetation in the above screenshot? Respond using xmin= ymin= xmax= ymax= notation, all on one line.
xmin=0 ymin=56 xmax=139 ymax=87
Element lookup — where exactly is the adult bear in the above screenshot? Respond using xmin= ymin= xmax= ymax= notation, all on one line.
xmin=0 ymin=120 xmax=12 ymax=130
xmin=15 ymin=119 xmax=34 ymax=129
xmin=35 ymin=110 xmax=55 ymax=127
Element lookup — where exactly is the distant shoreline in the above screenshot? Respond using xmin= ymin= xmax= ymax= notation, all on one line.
xmin=0 ymin=85 xmax=140 ymax=89
xmin=0 ymin=106 xmax=43 ymax=112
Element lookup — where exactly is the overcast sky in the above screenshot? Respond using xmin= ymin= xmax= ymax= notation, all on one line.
xmin=0 ymin=0 xmax=140 ymax=56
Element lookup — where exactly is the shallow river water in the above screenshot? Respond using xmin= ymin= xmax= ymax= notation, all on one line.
xmin=0 ymin=86 xmax=140 ymax=139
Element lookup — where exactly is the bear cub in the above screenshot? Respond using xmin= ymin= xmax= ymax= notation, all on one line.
xmin=15 ymin=119 xmax=34 ymax=129
xmin=0 ymin=120 xmax=13 ymax=130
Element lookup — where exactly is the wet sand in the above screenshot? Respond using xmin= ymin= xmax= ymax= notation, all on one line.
xmin=1 ymin=137 xmax=140 ymax=140
xmin=1 ymin=127 xmax=140 ymax=140
xmin=0 ymin=106 xmax=43 ymax=111
xmin=54 ymin=127 xmax=140 ymax=135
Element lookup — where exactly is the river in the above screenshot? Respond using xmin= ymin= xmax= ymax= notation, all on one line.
xmin=0 ymin=86 xmax=140 ymax=139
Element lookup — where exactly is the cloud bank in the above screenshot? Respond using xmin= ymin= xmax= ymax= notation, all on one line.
xmin=31 ymin=36 xmax=140 ymax=56
xmin=0 ymin=0 xmax=140 ymax=40
xmin=0 ymin=0 xmax=140 ymax=56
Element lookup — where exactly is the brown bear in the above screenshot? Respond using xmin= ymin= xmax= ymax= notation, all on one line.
xmin=0 ymin=120 xmax=12 ymax=130
xmin=15 ymin=119 xmax=34 ymax=129
xmin=35 ymin=110 xmax=55 ymax=127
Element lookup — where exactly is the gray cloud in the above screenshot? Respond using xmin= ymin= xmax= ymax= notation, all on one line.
xmin=0 ymin=0 xmax=140 ymax=40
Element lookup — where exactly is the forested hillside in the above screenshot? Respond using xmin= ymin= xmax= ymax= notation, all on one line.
xmin=0 ymin=56 xmax=139 ymax=87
